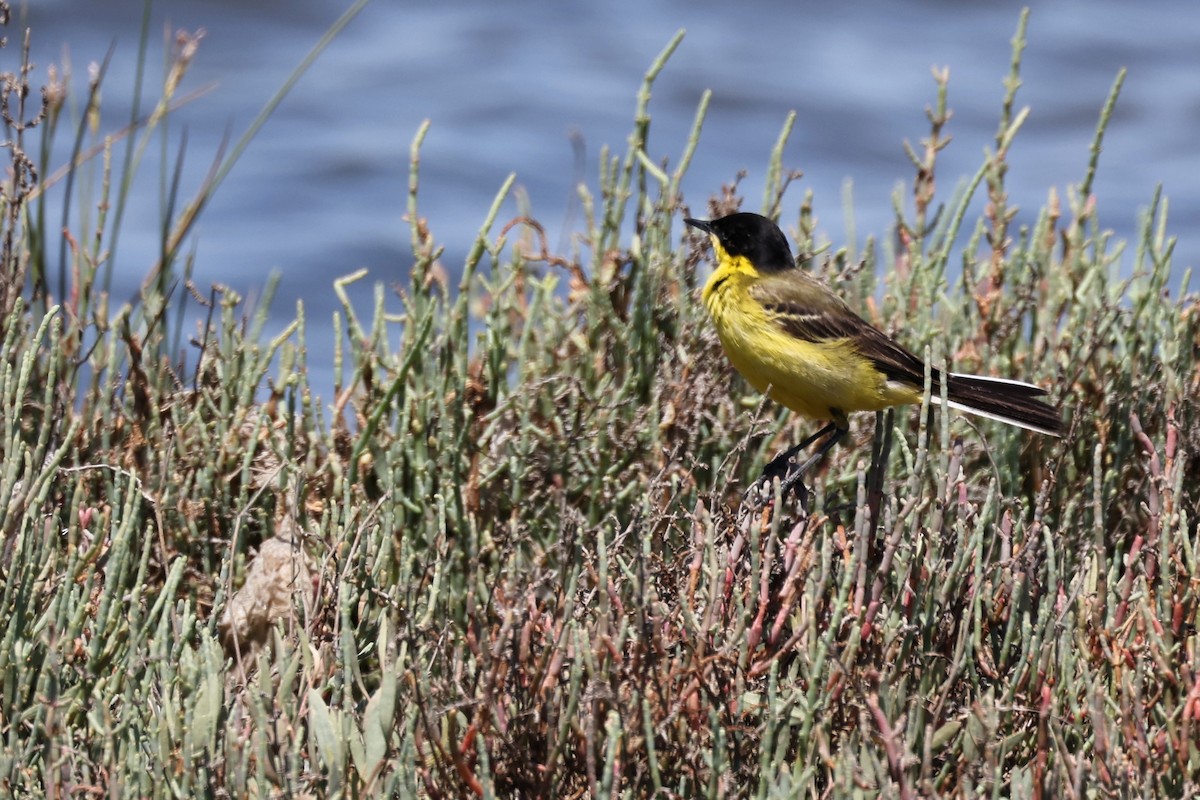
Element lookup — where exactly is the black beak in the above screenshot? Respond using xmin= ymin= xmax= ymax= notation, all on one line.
xmin=684 ymin=217 xmax=711 ymax=234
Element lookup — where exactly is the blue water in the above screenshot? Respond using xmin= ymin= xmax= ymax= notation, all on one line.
xmin=23 ymin=1 xmax=1200 ymax=396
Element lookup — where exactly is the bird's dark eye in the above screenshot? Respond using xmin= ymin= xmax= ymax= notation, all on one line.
xmin=711 ymin=213 xmax=794 ymax=272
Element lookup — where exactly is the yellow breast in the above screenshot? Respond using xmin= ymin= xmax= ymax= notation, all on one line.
xmin=701 ymin=263 xmax=908 ymax=423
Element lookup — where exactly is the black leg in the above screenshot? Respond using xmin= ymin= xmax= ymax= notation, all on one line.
xmin=761 ymin=422 xmax=839 ymax=483
xmin=752 ymin=422 xmax=846 ymax=505
xmin=778 ymin=425 xmax=845 ymax=499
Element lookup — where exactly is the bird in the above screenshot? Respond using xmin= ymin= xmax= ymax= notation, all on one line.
xmin=684 ymin=211 xmax=1062 ymax=497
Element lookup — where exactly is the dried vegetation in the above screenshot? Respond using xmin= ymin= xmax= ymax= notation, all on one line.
xmin=1 ymin=8 xmax=1198 ymax=798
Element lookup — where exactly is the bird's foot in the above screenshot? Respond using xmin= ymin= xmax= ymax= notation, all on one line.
xmin=745 ymin=423 xmax=844 ymax=511
xmin=745 ymin=453 xmax=811 ymax=510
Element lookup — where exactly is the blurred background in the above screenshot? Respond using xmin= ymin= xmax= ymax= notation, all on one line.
xmin=20 ymin=0 xmax=1200 ymax=395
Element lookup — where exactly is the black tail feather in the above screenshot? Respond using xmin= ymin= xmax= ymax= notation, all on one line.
xmin=943 ymin=373 xmax=1063 ymax=436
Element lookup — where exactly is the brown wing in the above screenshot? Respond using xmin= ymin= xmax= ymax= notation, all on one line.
xmin=749 ymin=274 xmax=934 ymax=388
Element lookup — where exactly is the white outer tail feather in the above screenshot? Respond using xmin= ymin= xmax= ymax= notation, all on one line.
xmin=926 ymin=371 xmax=1062 ymax=437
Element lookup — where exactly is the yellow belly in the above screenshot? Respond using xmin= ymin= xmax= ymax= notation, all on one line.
xmin=703 ymin=272 xmax=919 ymax=422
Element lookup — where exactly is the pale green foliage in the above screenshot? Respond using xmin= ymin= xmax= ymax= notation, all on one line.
xmin=1 ymin=8 xmax=1197 ymax=798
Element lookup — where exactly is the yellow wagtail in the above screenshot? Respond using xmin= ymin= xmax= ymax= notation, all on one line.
xmin=684 ymin=212 xmax=1062 ymax=494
